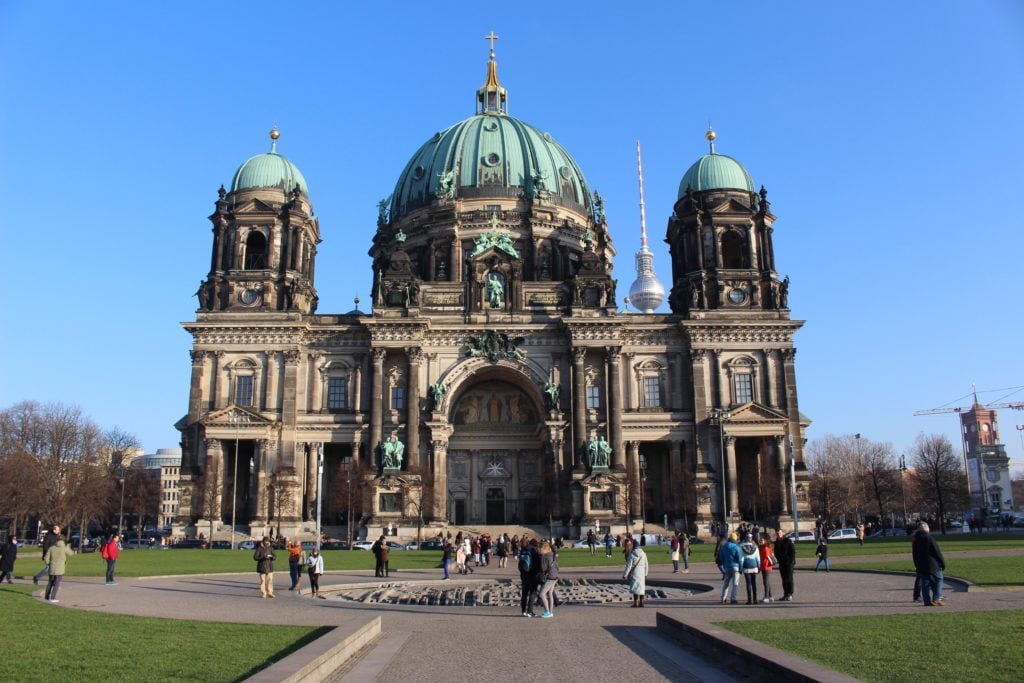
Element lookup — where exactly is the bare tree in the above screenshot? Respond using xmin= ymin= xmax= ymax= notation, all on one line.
xmin=65 ymin=450 xmax=115 ymax=546
xmin=403 ymin=465 xmax=435 ymax=547
xmin=0 ymin=448 xmax=45 ymax=537
xmin=123 ymin=464 xmax=160 ymax=542
xmin=857 ymin=438 xmax=901 ymax=521
xmin=806 ymin=435 xmax=858 ymax=523
xmin=194 ymin=467 xmax=221 ymax=542
xmin=104 ymin=426 xmax=141 ymax=475
xmin=909 ymin=433 xmax=968 ymax=534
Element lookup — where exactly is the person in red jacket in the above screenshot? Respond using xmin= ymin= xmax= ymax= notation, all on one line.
xmin=758 ymin=536 xmax=775 ymax=602
xmin=101 ymin=534 xmax=121 ymax=585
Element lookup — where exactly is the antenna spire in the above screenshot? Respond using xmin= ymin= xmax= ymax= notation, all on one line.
xmin=628 ymin=140 xmax=665 ymax=313
xmin=637 ymin=140 xmax=649 ymax=249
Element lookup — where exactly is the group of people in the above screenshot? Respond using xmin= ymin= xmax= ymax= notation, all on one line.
xmin=717 ymin=528 xmax=796 ymax=605
xmin=513 ymin=537 xmax=561 ymax=618
xmin=258 ymin=536 xmax=326 ymax=598
xmin=1 ymin=524 xmax=124 ymax=602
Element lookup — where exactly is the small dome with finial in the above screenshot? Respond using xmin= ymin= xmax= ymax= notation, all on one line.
xmin=230 ymin=128 xmax=309 ymax=196
xmin=677 ymin=129 xmax=753 ymax=197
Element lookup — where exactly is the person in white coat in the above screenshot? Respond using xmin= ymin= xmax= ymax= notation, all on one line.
xmin=306 ymin=548 xmax=325 ymax=598
xmin=623 ymin=538 xmax=649 ymax=607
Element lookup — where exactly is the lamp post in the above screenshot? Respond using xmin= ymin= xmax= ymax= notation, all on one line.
xmin=315 ymin=444 xmax=324 ymax=551
xmin=229 ymin=413 xmax=241 ymax=550
xmin=710 ymin=409 xmax=731 ymax=534
xmin=1016 ymin=425 xmax=1024 ymax=450
xmin=854 ymin=433 xmax=863 ymax=525
xmin=639 ymin=453 xmax=647 ymax=535
xmin=787 ymin=435 xmax=799 ymax=536
xmin=341 ymin=457 xmax=353 ymax=550
xmin=118 ymin=473 xmax=126 ymax=535
xmin=899 ymin=454 xmax=909 ymax=525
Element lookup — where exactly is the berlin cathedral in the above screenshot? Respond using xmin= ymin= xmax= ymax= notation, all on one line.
xmin=174 ymin=43 xmax=810 ymax=540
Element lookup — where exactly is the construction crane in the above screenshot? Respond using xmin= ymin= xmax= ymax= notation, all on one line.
xmin=914 ymin=402 xmax=1024 ymax=416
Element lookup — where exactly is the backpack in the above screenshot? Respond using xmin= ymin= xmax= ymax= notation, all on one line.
xmin=517 ymin=548 xmax=532 ymax=573
xmin=101 ymin=542 xmax=110 ymax=560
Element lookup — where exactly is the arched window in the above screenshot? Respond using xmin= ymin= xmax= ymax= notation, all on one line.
xmin=721 ymin=230 xmax=748 ymax=269
xmin=244 ymin=231 xmax=268 ymax=270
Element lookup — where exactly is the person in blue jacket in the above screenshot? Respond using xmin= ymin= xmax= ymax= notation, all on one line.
xmin=718 ymin=532 xmax=742 ymax=604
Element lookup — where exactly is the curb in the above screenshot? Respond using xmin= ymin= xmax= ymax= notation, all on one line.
xmin=801 ymin=567 xmax=977 ymax=592
xmin=245 ymin=616 xmax=381 ymax=683
xmin=656 ymin=611 xmax=860 ymax=683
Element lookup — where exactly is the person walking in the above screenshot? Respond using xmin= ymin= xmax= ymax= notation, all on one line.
xmin=0 ymin=534 xmax=18 ymax=583
xmin=306 ymin=548 xmax=324 ymax=598
xmin=718 ymin=532 xmax=742 ymax=604
xmin=814 ymin=539 xmax=830 ymax=572
xmin=287 ymin=538 xmax=303 ymax=590
xmin=714 ymin=532 xmax=726 ymax=578
xmin=758 ymin=536 xmax=775 ymax=602
xmin=101 ymin=534 xmax=121 ymax=585
xmin=33 ymin=524 xmax=61 ymax=586
xmin=773 ymin=529 xmax=796 ymax=601
xmin=379 ymin=537 xmax=390 ymax=578
xmin=623 ymin=538 xmax=649 ymax=607
xmin=537 ymin=541 xmax=560 ymax=618
xmin=681 ymin=532 xmax=690 ymax=572
xmin=518 ymin=538 xmax=540 ymax=617
xmin=371 ymin=536 xmax=385 ymax=577
xmin=912 ymin=522 xmax=946 ymax=606
xmin=669 ymin=531 xmax=681 ymax=573
xmin=604 ymin=532 xmax=614 ymax=557
xmin=43 ymin=535 xmax=72 ymax=603
xmin=586 ymin=529 xmax=597 ymax=556
xmin=856 ymin=523 xmax=865 ymax=546
xmin=739 ymin=533 xmax=760 ymax=604
xmin=441 ymin=541 xmax=452 ymax=580
xmin=254 ymin=536 xmax=276 ymax=598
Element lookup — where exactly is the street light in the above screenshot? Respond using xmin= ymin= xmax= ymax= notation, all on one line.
xmin=710 ymin=409 xmax=731 ymax=534
xmin=899 ymin=454 xmax=909 ymax=525
xmin=639 ymin=453 xmax=647 ymax=535
xmin=229 ymin=413 xmax=241 ymax=550
xmin=118 ymin=473 xmax=126 ymax=535
xmin=341 ymin=457 xmax=353 ymax=550
xmin=315 ymin=443 xmax=324 ymax=551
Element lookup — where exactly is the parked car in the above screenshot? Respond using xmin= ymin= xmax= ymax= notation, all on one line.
xmin=301 ymin=541 xmax=317 ymax=552
xmin=321 ymin=541 xmax=350 ymax=550
xmin=870 ymin=528 xmax=908 ymax=537
xmin=237 ymin=540 xmax=257 ymax=550
xmin=406 ymin=540 xmax=443 ymax=550
xmin=172 ymin=539 xmax=207 ymax=549
xmin=123 ymin=538 xmax=154 ymax=549
xmin=787 ymin=530 xmax=816 ymax=542
xmin=351 ymin=541 xmax=374 ymax=551
xmin=210 ymin=540 xmax=231 ymax=549
xmin=827 ymin=528 xmax=857 ymax=541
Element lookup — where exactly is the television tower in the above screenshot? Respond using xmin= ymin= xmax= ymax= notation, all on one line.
xmin=628 ymin=141 xmax=665 ymax=313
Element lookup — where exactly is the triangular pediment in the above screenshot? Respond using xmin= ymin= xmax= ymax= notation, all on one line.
xmin=231 ymin=198 xmax=279 ymax=215
xmin=725 ymin=402 xmax=788 ymax=423
xmin=708 ymin=197 xmax=754 ymax=215
xmin=201 ymin=405 xmax=274 ymax=428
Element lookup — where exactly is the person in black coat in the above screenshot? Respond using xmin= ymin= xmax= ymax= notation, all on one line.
xmin=911 ymin=522 xmax=946 ymax=606
xmin=773 ymin=528 xmax=796 ymax=601
xmin=0 ymin=535 xmax=18 ymax=583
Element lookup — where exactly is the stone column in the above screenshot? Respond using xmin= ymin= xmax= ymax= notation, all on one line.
xmin=716 ymin=349 xmax=729 ymax=408
xmin=669 ymin=440 xmax=683 ymax=510
xmin=627 ymin=440 xmax=641 ymax=520
xmin=623 ymin=352 xmax=635 ymax=411
xmin=188 ymin=351 xmax=207 ymax=426
xmin=353 ymin=354 xmax=364 ymax=416
xmin=572 ymin=347 xmax=587 ymax=471
xmin=205 ymin=439 xmax=224 ymax=523
xmin=763 ymin=348 xmax=777 ymax=408
xmin=305 ymin=443 xmax=317 ymax=521
xmin=406 ymin=348 xmax=422 ymax=468
xmin=781 ymin=349 xmax=802 ymax=464
xmin=607 ymin=347 xmax=624 ymax=470
xmin=725 ymin=435 xmax=738 ymax=516
xmin=432 ymin=437 xmax=448 ymax=521
xmin=774 ymin=435 xmax=790 ymax=515
xmin=672 ymin=352 xmax=685 ymax=412
xmin=370 ymin=349 xmax=386 ymax=465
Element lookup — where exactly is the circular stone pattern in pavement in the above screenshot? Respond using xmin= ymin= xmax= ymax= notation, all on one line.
xmin=328 ymin=577 xmax=701 ymax=607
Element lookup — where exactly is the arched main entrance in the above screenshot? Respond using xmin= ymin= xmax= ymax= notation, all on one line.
xmin=446 ymin=378 xmax=549 ymax=525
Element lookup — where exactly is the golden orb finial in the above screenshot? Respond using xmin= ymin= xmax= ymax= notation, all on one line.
xmin=705 ymin=125 xmax=717 ymax=153
xmin=269 ymin=127 xmax=281 ymax=141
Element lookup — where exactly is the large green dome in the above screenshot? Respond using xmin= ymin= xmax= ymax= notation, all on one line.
xmin=390 ymin=112 xmax=592 ymax=221
xmin=677 ymin=152 xmax=754 ymax=197
xmin=231 ymin=150 xmax=308 ymax=196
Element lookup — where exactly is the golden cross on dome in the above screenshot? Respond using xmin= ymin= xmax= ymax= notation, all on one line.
xmin=485 ymin=31 xmax=499 ymax=53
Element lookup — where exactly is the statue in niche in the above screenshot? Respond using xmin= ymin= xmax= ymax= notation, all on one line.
xmin=436 ymin=258 xmax=448 ymax=280
xmin=487 ymin=392 xmax=503 ymax=422
xmin=428 ymin=381 xmax=446 ymax=410
xmin=593 ymin=191 xmax=605 ymax=224
xmin=588 ymin=435 xmax=611 ymax=469
xmin=487 ymin=272 xmax=504 ymax=309
xmin=778 ymin=276 xmax=790 ymax=309
xmin=543 ymin=379 xmax=561 ymax=411
xmin=377 ymin=196 xmax=391 ymax=225
xmin=382 ymin=435 xmax=405 ymax=470
xmin=195 ymin=280 xmax=210 ymax=310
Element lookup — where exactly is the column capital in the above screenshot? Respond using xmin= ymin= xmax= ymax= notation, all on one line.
xmin=407 ymin=348 xmax=423 ymax=364
xmin=373 ymin=348 xmax=388 ymax=364
xmin=690 ymin=348 xmax=706 ymax=362
xmin=572 ymin=347 xmax=588 ymax=364
xmin=605 ymin=346 xmax=622 ymax=363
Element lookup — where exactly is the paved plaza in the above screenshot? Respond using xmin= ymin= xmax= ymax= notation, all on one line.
xmin=29 ymin=549 xmax=1024 ymax=682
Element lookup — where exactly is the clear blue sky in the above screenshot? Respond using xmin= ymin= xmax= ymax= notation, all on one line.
xmin=1 ymin=2 xmax=1022 ymax=473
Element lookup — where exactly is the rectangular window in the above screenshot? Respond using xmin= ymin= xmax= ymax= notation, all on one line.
xmin=328 ymin=377 xmax=348 ymax=410
xmin=643 ymin=377 xmax=661 ymax=407
xmin=585 ymin=385 xmax=601 ymax=409
xmin=733 ymin=373 xmax=753 ymax=405
xmin=391 ymin=386 xmax=405 ymax=411
xmin=236 ymin=375 xmax=254 ymax=406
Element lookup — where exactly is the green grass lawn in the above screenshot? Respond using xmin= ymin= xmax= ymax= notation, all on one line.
xmin=0 ymin=584 xmax=324 ymax=683
xmin=833 ymin=556 xmax=1024 ymax=586
xmin=718 ymin=610 xmax=1024 ymax=683
xmin=792 ymin=532 xmax=1024 ymax=558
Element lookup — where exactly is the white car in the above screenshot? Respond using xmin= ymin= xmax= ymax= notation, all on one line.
xmin=827 ymin=528 xmax=857 ymax=541
xmin=787 ymin=530 xmax=816 ymax=542
xmin=352 ymin=541 xmax=374 ymax=551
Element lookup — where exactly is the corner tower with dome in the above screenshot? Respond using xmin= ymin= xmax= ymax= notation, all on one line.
xmin=173 ymin=43 xmax=810 ymax=543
